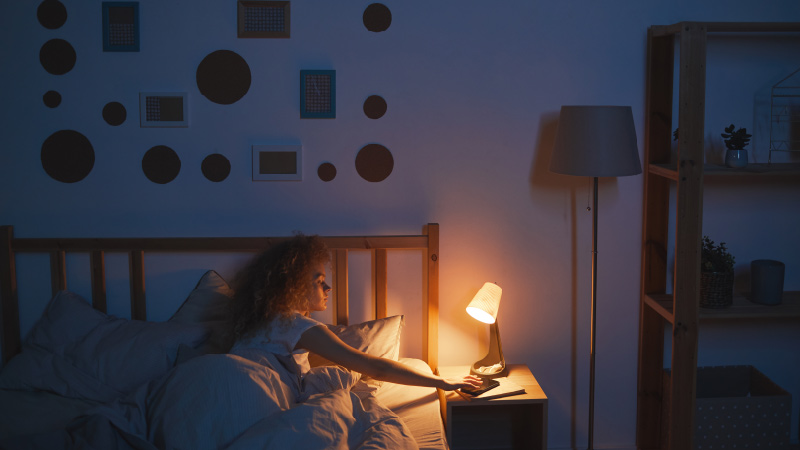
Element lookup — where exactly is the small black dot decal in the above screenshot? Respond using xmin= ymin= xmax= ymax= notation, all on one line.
xmin=363 ymin=3 xmax=392 ymax=32
xmin=318 ymin=162 xmax=337 ymax=182
xmin=196 ymin=50 xmax=252 ymax=105
xmin=41 ymin=130 xmax=94 ymax=183
xmin=142 ymin=145 xmax=181 ymax=184
xmin=43 ymin=90 xmax=62 ymax=108
xmin=102 ymin=102 xmax=126 ymax=126
xmin=363 ymin=95 xmax=387 ymax=119
xmin=40 ymin=39 xmax=76 ymax=75
xmin=201 ymin=154 xmax=231 ymax=182
xmin=356 ymin=144 xmax=393 ymax=182
xmin=38 ymin=0 xmax=67 ymax=29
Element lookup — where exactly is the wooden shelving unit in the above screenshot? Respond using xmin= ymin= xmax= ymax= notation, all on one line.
xmin=636 ymin=22 xmax=800 ymax=450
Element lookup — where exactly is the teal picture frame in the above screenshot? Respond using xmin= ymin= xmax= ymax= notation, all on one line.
xmin=300 ymin=70 xmax=335 ymax=119
xmin=102 ymin=2 xmax=140 ymax=52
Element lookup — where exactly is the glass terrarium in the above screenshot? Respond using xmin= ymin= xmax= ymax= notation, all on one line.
xmin=769 ymin=67 xmax=800 ymax=163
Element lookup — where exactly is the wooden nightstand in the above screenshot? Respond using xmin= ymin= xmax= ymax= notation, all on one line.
xmin=438 ymin=364 xmax=548 ymax=450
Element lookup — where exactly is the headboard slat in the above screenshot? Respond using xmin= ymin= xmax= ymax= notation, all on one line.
xmin=90 ymin=251 xmax=107 ymax=313
xmin=375 ymin=249 xmax=388 ymax=319
xmin=424 ymin=223 xmax=440 ymax=371
xmin=0 ymin=226 xmax=20 ymax=364
xmin=129 ymin=251 xmax=146 ymax=320
xmin=50 ymin=251 xmax=67 ymax=296
xmin=334 ymin=249 xmax=348 ymax=326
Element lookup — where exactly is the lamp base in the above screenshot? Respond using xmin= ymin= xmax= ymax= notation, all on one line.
xmin=470 ymin=321 xmax=507 ymax=378
xmin=470 ymin=361 xmax=507 ymax=379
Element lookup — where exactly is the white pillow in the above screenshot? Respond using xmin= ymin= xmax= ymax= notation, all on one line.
xmin=308 ymin=315 xmax=404 ymax=391
xmin=0 ymin=290 xmax=209 ymax=402
xmin=169 ymin=270 xmax=235 ymax=355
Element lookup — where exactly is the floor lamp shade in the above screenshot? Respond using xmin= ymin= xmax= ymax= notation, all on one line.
xmin=467 ymin=282 xmax=507 ymax=378
xmin=548 ymin=105 xmax=640 ymax=450
xmin=549 ymin=105 xmax=641 ymax=177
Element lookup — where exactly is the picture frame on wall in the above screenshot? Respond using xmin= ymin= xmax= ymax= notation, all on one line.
xmin=300 ymin=70 xmax=336 ymax=119
xmin=102 ymin=2 xmax=140 ymax=52
xmin=237 ymin=1 xmax=290 ymax=38
xmin=139 ymin=92 xmax=188 ymax=127
xmin=252 ymin=144 xmax=303 ymax=181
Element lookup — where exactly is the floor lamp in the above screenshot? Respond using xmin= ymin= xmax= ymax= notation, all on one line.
xmin=548 ymin=105 xmax=641 ymax=450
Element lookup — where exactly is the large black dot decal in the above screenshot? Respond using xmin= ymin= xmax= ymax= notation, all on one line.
xmin=363 ymin=3 xmax=392 ymax=32
xmin=318 ymin=162 xmax=337 ymax=182
xmin=43 ymin=90 xmax=61 ymax=108
xmin=201 ymin=154 xmax=231 ymax=182
xmin=356 ymin=144 xmax=393 ymax=182
xmin=102 ymin=102 xmax=126 ymax=126
xmin=142 ymin=145 xmax=181 ymax=184
xmin=38 ymin=0 xmax=67 ymax=29
xmin=40 ymin=39 xmax=76 ymax=75
xmin=41 ymin=130 xmax=94 ymax=183
xmin=196 ymin=50 xmax=251 ymax=105
xmin=363 ymin=95 xmax=387 ymax=119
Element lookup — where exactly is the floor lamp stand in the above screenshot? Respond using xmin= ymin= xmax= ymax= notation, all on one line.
xmin=588 ymin=176 xmax=598 ymax=450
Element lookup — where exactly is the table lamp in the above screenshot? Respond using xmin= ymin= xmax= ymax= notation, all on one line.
xmin=549 ymin=105 xmax=641 ymax=450
xmin=466 ymin=282 xmax=506 ymax=378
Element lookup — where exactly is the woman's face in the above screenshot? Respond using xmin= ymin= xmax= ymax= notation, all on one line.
xmin=307 ymin=263 xmax=331 ymax=312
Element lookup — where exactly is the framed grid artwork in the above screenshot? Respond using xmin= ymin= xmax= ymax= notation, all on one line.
xmin=300 ymin=70 xmax=335 ymax=119
xmin=238 ymin=1 xmax=290 ymax=38
xmin=139 ymin=92 xmax=188 ymax=127
xmin=102 ymin=2 xmax=139 ymax=52
xmin=252 ymin=144 xmax=302 ymax=181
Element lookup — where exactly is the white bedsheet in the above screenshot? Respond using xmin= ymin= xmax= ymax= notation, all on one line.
xmin=0 ymin=353 xmax=418 ymax=450
xmin=0 ymin=356 xmax=448 ymax=450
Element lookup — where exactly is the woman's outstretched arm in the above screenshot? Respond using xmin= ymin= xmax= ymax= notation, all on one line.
xmin=296 ymin=325 xmax=483 ymax=391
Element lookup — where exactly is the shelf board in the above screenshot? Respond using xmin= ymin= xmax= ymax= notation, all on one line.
xmin=645 ymin=291 xmax=800 ymax=322
xmin=648 ymin=162 xmax=800 ymax=180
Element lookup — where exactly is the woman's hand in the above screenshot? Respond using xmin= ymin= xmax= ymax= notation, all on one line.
xmin=439 ymin=375 xmax=483 ymax=391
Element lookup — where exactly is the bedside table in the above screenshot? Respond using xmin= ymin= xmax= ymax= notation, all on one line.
xmin=438 ymin=364 xmax=548 ymax=450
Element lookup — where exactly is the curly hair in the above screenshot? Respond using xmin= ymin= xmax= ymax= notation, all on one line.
xmin=231 ymin=234 xmax=330 ymax=341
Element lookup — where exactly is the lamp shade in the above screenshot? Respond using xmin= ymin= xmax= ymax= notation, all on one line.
xmin=466 ymin=282 xmax=502 ymax=324
xmin=549 ymin=105 xmax=642 ymax=177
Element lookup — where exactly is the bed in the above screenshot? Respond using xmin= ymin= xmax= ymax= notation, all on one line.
xmin=0 ymin=224 xmax=448 ymax=449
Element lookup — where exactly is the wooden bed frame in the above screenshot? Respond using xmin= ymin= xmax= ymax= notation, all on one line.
xmin=0 ymin=224 xmax=440 ymax=371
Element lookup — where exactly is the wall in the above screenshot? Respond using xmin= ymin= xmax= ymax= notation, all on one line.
xmin=1 ymin=1 xmax=799 ymax=448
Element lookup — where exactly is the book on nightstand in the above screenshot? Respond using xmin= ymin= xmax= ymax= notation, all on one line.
xmin=458 ymin=377 xmax=526 ymax=401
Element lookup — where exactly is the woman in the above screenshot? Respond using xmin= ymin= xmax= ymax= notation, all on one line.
xmin=230 ymin=233 xmax=482 ymax=392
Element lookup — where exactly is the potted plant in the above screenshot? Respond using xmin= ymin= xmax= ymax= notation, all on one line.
xmin=700 ymin=236 xmax=735 ymax=308
xmin=721 ymin=124 xmax=752 ymax=168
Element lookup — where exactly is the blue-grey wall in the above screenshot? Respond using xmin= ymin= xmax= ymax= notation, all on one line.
xmin=2 ymin=1 xmax=799 ymax=448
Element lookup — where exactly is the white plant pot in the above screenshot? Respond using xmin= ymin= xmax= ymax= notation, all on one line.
xmin=725 ymin=149 xmax=748 ymax=168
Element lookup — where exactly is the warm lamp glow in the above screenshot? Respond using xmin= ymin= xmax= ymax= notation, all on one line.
xmin=466 ymin=282 xmax=502 ymax=324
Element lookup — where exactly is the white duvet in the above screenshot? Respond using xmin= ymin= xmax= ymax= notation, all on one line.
xmin=0 ymin=353 xmax=419 ymax=450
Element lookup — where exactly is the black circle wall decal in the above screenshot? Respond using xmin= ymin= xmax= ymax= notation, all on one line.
xmin=356 ymin=144 xmax=393 ymax=182
xmin=102 ymin=102 xmax=126 ymax=126
xmin=363 ymin=95 xmax=387 ymax=119
xmin=196 ymin=50 xmax=251 ymax=105
xmin=363 ymin=3 xmax=392 ymax=32
xmin=201 ymin=154 xmax=231 ymax=182
xmin=318 ymin=162 xmax=337 ymax=182
xmin=142 ymin=145 xmax=181 ymax=184
xmin=40 ymin=39 xmax=76 ymax=75
xmin=41 ymin=130 xmax=94 ymax=183
xmin=43 ymin=90 xmax=62 ymax=108
xmin=38 ymin=0 xmax=67 ymax=30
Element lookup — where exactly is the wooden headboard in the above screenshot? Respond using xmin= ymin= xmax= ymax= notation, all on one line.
xmin=0 ymin=224 xmax=440 ymax=370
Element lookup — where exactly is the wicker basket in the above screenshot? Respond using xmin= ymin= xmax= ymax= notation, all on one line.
xmin=700 ymin=271 xmax=733 ymax=308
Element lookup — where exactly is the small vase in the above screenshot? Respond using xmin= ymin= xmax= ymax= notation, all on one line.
xmin=700 ymin=271 xmax=734 ymax=308
xmin=725 ymin=149 xmax=748 ymax=168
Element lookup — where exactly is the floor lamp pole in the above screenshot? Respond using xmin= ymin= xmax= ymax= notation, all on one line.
xmin=588 ymin=176 xmax=598 ymax=450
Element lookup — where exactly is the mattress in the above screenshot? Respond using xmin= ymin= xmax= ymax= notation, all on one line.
xmin=378 ymin=358 xmax=449 ymax=450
